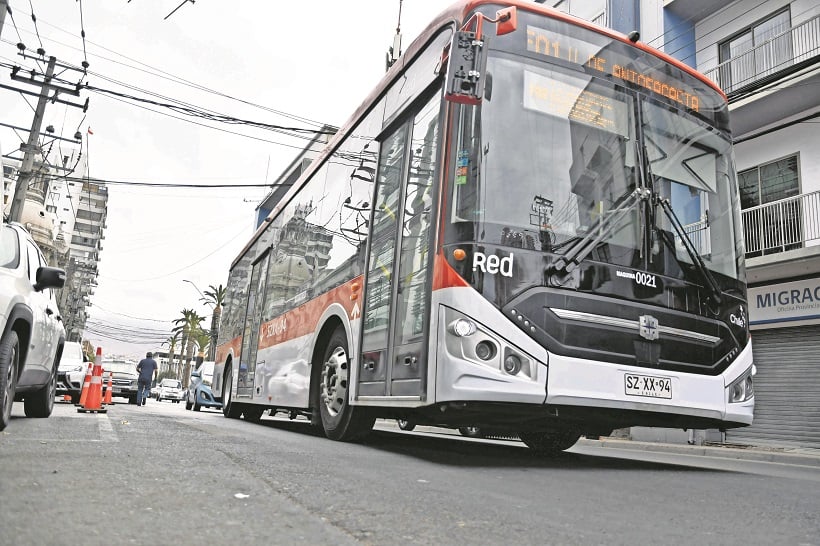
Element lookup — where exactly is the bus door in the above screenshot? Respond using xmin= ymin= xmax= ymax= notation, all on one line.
xmin=237 ymin=250 xmax=270 ymax=399
xmin=360 ymin=94 xmax=440 ymax=399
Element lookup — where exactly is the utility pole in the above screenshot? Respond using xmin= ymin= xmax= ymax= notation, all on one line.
xmin=8 ymin=56 xmax=56 ymax=223
xmin=6 ymin=54 xmax=87 ymax=223
xmin=0 ymin=0 xmax=8 ymax=40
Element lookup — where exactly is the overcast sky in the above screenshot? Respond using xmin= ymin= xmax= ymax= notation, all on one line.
xmin=0 ymin=0 xmax=453 ymax=358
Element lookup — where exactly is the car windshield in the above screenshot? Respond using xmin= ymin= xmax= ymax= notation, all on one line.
xmin=104 ymin=361 xmax=138 ymax=374
xmin=59 ymin=342 xmax=85 ymax=365
xmin=0 ymin=226 xmax=20 ymax=269
xmin=162 ymin=380 xmax=181 ymax=388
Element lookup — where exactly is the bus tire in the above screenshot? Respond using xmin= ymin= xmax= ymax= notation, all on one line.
xmin=519 ymin=429 xmax=581 ymax=456
xmin=317 ymin=326 xmax=374 ymax=441
xmin=221 ymin=363 xmax=242 ymax=419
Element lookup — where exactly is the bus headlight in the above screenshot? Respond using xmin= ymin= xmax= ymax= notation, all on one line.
xmin=728 ymin=367 xmax=754 ymax=403
xmin=449 ymin=318 xmax=477 ymax=337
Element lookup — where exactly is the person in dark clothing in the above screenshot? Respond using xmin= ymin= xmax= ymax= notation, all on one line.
xmin=136 ymin=352 xmax=158 ymax=406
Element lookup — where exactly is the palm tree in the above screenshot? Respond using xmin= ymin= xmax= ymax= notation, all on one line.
xmin=201 ymin=284 xmax=226 ymax=361
xmin=192 ymin=328 xmax=211 ymax=370
xmin=161 ymin=332 xmax=181 ymax=379
xmin=173 ymin=308 xmax=205 ymax=388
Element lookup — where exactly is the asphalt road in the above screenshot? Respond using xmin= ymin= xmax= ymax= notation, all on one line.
xmin=1 ymin=398 xmax=818 ymax=546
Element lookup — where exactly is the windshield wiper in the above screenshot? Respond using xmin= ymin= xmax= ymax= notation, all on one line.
xmin=656 ymin=197 xmax=722 ymax=305
xmin=638 ymin=138 xmax=723 ymax=305
xmin=552 ymin=187 xmax=650 ymax=274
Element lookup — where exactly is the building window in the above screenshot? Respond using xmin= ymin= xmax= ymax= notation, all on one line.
xmin=739 ymin=155 xmax=801 ymax=256
xmin=718 ymin=9 xmax=792 ymax=91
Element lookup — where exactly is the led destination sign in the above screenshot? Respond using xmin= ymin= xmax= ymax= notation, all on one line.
xmin=526 ymin=25 xmax=703 ymax=113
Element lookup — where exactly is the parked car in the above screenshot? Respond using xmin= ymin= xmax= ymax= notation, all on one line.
xmin=1 ymin=222 xmax=66 ymax=431
xmin=185 ymin=361 xmax=221 ymax=411
xmin=56 ymin=341 xmax=88 ymax=404
xmin=101 ymin=359 xmax=139 ymax=404
xmin=156 ymin=378 xmax=184 ymax=403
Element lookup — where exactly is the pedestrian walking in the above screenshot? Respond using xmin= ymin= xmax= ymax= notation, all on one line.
xmin=136 ymin=352 xmax=158 ymax=406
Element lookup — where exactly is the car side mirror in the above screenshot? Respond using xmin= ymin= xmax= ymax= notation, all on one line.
xmin=191 ymin=370 xmax=201 ymax=378
xmin=34 ymin=266 xmax=66 ymax=291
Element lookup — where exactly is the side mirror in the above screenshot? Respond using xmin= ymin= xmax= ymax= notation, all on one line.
xmin=191 ymin=370 xmax=201 ymax=379
xmin=34 ymin=266 xmax=66 ymax=291
xmin=444 ymin=30 xmax=489 ymax=105
xmin=444 ymin=7 xmax=517 ymax=105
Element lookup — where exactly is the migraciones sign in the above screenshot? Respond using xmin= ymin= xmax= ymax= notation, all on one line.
xmin=748 ymin=277 xmax=820 ymax=327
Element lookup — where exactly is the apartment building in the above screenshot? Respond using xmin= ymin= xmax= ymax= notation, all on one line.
xmin=553 ymin=0 xmax=820 ymax=448
xmin=58 ymin=179 xmax=107 ymax=342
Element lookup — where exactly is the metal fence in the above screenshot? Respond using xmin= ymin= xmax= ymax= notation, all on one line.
xmin=704 ymin=15 xmax=820 ymax=94
xmin=742 ymin=190 xmax=820 ymax=257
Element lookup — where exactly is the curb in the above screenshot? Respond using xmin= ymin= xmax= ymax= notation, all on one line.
xmin=577 ymin=437 xmax=820 ymax=467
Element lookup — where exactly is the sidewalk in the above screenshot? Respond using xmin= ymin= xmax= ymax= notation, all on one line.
xmin=378 ymin=421 xmax=820 ymax=467
xmin=576 ymin=436 xmax=820 ymax=467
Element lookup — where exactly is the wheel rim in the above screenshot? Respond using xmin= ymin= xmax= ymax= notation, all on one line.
xmin=320 ymin=345 xmax=348 ymax=417
xmin=3 ymin=344 xmax=18 ymax=420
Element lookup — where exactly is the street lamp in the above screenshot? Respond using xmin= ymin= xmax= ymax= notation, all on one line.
xmin=183 ymin=279 xmax=212 ymax=307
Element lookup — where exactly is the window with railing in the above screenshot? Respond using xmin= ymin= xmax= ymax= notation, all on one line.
xmin=739 ymin=155 xmax=804 ymax=257
xmin=719 ymin=9 xmax=792 ymax=91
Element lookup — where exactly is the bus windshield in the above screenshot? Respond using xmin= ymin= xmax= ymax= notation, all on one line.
xmin=449 ymin=53 xmax=742 ymax=282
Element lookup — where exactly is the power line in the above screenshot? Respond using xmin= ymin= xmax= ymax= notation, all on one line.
xmin=77 ymin=0 xmax=89 ymax=71
xmin=49 ymin=173 xmax=291 ymax=188
xmin=26 ymin=0 xmax=43 ymax=50
xmin=1 ymin=10 xmax=331 ymax=128
xmin=5 ymin=3 xmax=24 ymax=42
xmin=99 ymin=223 xmax=249 ymax=282
xmin=82 ymin=83 xmax=337 ymax=136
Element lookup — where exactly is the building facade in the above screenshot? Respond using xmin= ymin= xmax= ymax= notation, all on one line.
xmin=552 ymin=0 xmax=820 ymax=448
xmin=61 ymin=179 xmax=108 ymax=342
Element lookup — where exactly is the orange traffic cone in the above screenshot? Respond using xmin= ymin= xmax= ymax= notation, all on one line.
xmin=103 ymin=370 xmax=113 ymax=405
xmin=78 ymin=347 xmax=107 ymax=414
xmin=78 ymin=363 xmax=93 ymax=407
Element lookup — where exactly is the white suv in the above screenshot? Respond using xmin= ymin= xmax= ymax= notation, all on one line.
xmin=1 ymin=222 xmax=66 ymax=430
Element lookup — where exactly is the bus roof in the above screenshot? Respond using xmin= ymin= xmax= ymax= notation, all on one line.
xmin=231 ymin=0 xmax=725 ymax=270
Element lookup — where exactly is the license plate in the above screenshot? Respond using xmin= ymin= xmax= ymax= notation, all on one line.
xmin=624 ymin=374 xmax=672 ymax=399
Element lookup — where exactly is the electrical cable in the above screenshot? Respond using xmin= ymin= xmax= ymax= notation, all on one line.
xmin=5 ymin=3 xmax=24 ymax=42
xmin=27 ymin=0 xmax=44 ymax=50
xmin=82 ymin=83 xmax=336 ymax=136
xmin=1 ymin=12 xmax=331 ymax=128
xmin=98 ymin=223 xmax=250 ymax=282
xmin=77 ymin=0 xmax=89 ymax=73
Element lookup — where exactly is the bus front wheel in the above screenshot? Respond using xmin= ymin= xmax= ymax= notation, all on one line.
xmin=317 ymin=326 xmax=374 ymax=441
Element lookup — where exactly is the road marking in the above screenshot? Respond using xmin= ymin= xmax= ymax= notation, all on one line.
xmin=97 ymin=413 xmax=119 ymax=443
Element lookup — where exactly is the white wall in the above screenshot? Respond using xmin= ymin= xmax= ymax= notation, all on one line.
xmin=640 ymin=0 xmax=665 ymax=47
xmin=694 ymin=0 xmax=793 ymax=73
xmin=734 ymin=120 xmax=820 ymax=196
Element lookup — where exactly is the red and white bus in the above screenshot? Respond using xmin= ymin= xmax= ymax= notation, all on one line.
xmin=212 ymin=0 xmax=754 ymax=454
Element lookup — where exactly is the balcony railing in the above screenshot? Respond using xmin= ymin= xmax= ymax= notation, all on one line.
xmin=705 ymin=15 xmax=820 ymax=95
xmin=742 ymin=190 xmax=820 ymax=257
